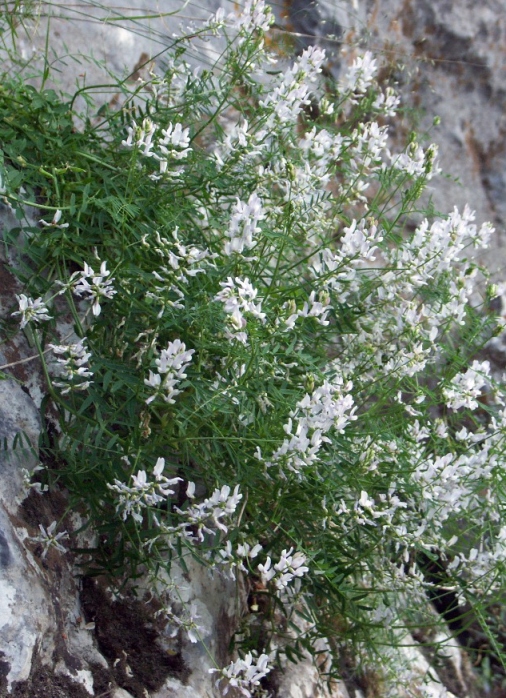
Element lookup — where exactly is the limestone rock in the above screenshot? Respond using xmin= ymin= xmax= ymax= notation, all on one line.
xmin=10 ymin=0 xmax=225 ymax=115
xmin=276 ymin=658 xmax=351 ymax=698
xmin=0 ymin=505 xmax=53 ymax=693
xmin=0 ymin=378 xmax=40 ymax=508
xmin=362 ymin=0 xmax=506 ymax=279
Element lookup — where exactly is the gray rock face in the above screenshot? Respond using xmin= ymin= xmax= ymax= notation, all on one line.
xmin=277 ymin=0 xmax=506 ymax=278
xmin=0 ymin=378 xmax=40 ymax=504
xmin=0 ymin=379 xmax=46 ymax=694
xmin=10 ymin=0 xmax=224 ymax=115
xmin=0 ymin=505 xmax=53 ymax=693
xmin=362 ymin=0 xmax=506 ymax=278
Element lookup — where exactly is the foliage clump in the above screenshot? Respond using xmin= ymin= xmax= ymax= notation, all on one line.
xmin=3 ymin=1 xmax=506 ymax=694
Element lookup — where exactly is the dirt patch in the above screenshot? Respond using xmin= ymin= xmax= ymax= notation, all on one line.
xmin=0 ymin=653 xmax=9 ymax=697
xmin=80 ymin=576 xmax=187 ymax=697
xmin=19 ymin=488 xmax=68 ymax=532
xmin=6 ymin=661 xmax=91 ymax=698
xmin=0 ymin=261 xmax=19 ymax=305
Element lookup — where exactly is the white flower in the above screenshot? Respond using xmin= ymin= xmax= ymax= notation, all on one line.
xmin=210 ymin=652 xmax=271 ymax=697
xmin=108 ymin=457 xmax=181 ymax=523
xmin=257 ymin=556 xmax=276 ymax=583
xmin=144 ymin=370 xmax=162 ymax=404
xmin=50 ymin=339 xmax=93 ymax=393
xmin=224 ymin=192 xmax=265 ymax=256
xmin=153 ymin=457 xmax=165 ymax=479
xmin=145 ymin=339 xmax=195 ymax=405
xmin=339 ymin=51 xmax=377 ymax=94
xmin=258 ymin=548 xmax=309 ymax=591
xmin=443 ymin=360 xmax=490 ymax=411
xmin=73 ymin=261 xmax=116 ymax=316
xmin=12 ymin=294 xmax=52 ymax=329
xmin=39 ymin=209 xmax=69 ymax=228
xmin=30 ymin=521 xmax=68 ymax=559
xmin=237 ymin=542 xmax=263 ymax=559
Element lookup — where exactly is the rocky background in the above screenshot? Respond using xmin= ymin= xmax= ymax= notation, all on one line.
xmin=1 ymin=1 xmax=505 ymax=696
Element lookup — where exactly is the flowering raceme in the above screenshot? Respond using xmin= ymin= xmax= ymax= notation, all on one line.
xmin=257 ymin=547 xmax=309 ymax=591
xmin=145 ymin=339 xmax=195 ymax=404
xmin=175 ymin=484 xmax=243 ymax=541
xmin=13 ymin=294 xmax=52 ymax=329
xmin=108 ymin=457 xmax=182 ymax=523
xmin=210 ymin=652 xmax=271 ymax=697
xmin=214 ymin=277 xmax=265 ymax=343
xmin=339 ymin=51 xmax=378 ymax=95
xmin=224 ymin=192 xmax=265 ymax=256
xmin=50 ymin=339 xmax=93 ymax=393
xmin=122 ymin=117 xmax=191 ymax=177
xmin=260 ymin=377 xmax=356 ymax=474
xmin=73 ymin=261 xmax=116 ymax=316
xmin=260 ymin=46 xmax=326 ymax=126
xmin=443 ymin=360 xmax=491 ymax=411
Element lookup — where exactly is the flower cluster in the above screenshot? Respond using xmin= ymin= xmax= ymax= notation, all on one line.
xmin=73 ymin=261 xmax=116 ymax=316
xmin=284 ymin=290 xmax=332 ymax=329
xmin=144 ymin=228 xmax=216 ymax=316
xmin=210 ymin=652 xmax=271 ymax=697
xmin=176 ymin=483 xmax=243 ymax=541
xmin=145 ymin=339 xmax=195 ymax=404
xmin=13 ymin=294 xmax=52 ymax=329
xmin=215 ymin=540 xmax=263 ymax=578
xmin=108 ymin=457 xmax=182 ymax=524
xmin=214 ymin=277 xmax=265 ymax=343
xmin=122 ymin=117 xmax=191 ymax=177
xmin=224 ymin=192 xmax=265 ymax=256
xmin=443 ymin=360 xmax=490 ymax=411
xmin=262 ymin=378 xmax=356 ymax=473
xmin=390 ymin=141 xmax=440 ymax=180
xmin=257 ymin=547 xmax=309 ymax=591
xmin=339 ymin=51 xmax=378 ymax=95
xmin=50 ymin=339 xmax=93 ymax=393
xmin=260 ymin=46 xmax=326 ymax=126
xmin=228 ymin=0 xmax=273 ymax=36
